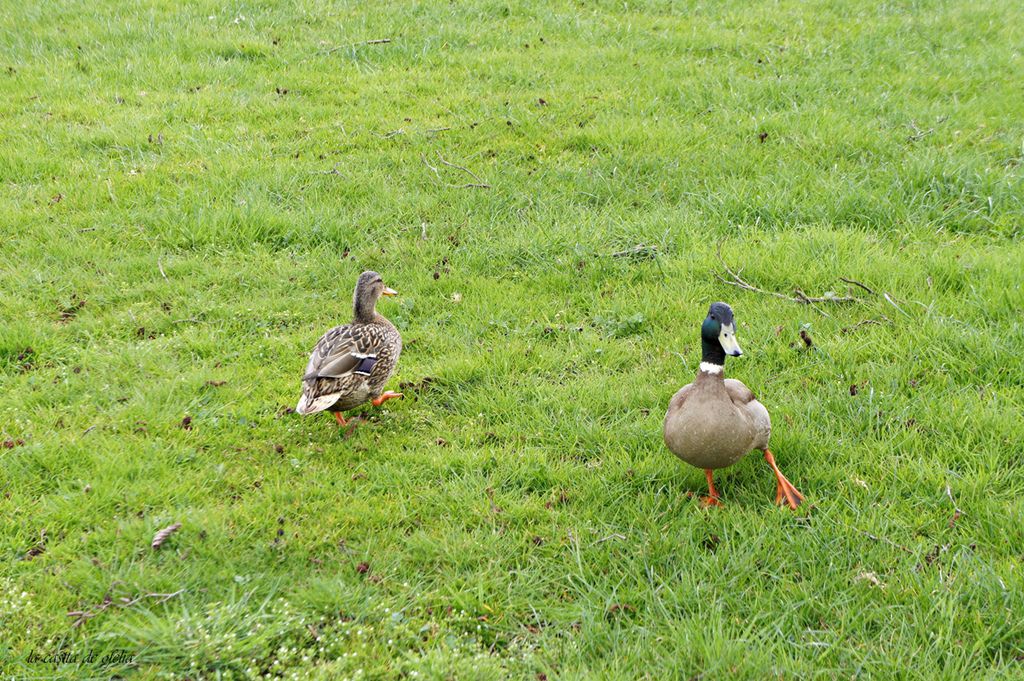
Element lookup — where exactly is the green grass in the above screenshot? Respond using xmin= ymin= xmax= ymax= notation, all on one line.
xmin=2 ymin=0 xmax=1024 ymax=678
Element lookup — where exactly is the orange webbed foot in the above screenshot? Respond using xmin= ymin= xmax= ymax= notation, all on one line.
xmin=371 ymin=391 xmax=404 ymax=407
xmin=763 ymin=449 xmax=804 ymax=510
xmin=701 ymin=469 xmax=723 ymax=508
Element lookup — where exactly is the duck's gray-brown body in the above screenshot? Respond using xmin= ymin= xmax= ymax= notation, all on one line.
xmin=663 ymin=368 xmax=770 ymax=470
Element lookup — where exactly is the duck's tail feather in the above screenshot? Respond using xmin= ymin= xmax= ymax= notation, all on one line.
xmin=295 ymin=392 xmax=341 ymax=415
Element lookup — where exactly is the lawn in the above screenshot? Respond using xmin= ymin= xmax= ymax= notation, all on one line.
xmin=2 ymin=0 xmax=1023 ymax=678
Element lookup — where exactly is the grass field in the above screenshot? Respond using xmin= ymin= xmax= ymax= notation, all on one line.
xmin=2 ymin=0 xmax=1024 ymax=678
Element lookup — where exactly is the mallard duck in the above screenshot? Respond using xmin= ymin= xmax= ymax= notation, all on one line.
xmin=295 ymin=271 xmax=403 ymax=430
xmin=663 ymin=302 xmax=803 ymax=509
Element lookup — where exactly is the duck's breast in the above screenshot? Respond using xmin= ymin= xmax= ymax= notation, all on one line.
xmin=664 ymin=384 xmax=754 ymax=470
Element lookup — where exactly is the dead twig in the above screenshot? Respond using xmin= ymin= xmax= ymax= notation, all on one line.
xmin=839 ymin=277 xmax=875 ymax=295
xmin=437 ymin=153 xmax=489 ymax=186
xmin=858 ymin=530 xmax=913 ymax=555
xmin=157 ymin=257 xmax=167 ymax=280
xmin=907 ymin=121 xmax=935 ymax=142
xmin=324 ymin=38 xmax=393 ymax=54
xmin=68 ymin=588 xmax=185 ymax=627
xmin=423 ymin=154 xmax=491 ymax=189
xmin=593 ymin=533 xmax=626 ymax=545
xmin=841 ymin=317 xmax=890 ymax=334
xmin=714 ymin=244 xmax=860 ymax=310
xmin=421 ymin=155 xmax=441 ymax=182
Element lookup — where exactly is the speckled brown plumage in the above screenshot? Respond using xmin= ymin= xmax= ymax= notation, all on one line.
xmin=296 ymin=271 xmax=402 ymax=418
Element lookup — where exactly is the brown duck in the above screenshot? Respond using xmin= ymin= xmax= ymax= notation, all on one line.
xmin=295 ymin=271 xmax=403 ymax=430
xmin=663 ymin=302 xmax=803 ymax=509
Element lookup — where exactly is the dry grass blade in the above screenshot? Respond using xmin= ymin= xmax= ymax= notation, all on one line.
xmin=437 ymin=153 xmax=490 ymax=188
xmin=945 ymin=484 xmax=964 ymax=527
xmin=151 ymin=522 xmax=182 ymax=550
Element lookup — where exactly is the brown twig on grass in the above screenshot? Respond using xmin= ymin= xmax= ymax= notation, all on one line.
xmin=858 ymin=530 xmax=913 ymax=555
xmin=841 ymin=317 xmax=890 ymax=334
xmin=68 ymin=588 xmax=185 ymax=627
xmin=714 ymin=244 xmax=865 ymax=314
xmin=423 ymin=153 xmax=491 ymax=189
xmin=593 ymin=533 xmax=626 ymax=545
xmin=907 ymin=121 xmax=934 ymax=142
xmin=436 ymin=153 xmax=490 ymax=187
xmin=323 ymin=38 xmax=393 ymax=55
xmin=839 ymin=277 xmax=875 ymax=295
xmin=421 ymin=155 xmax=441 ymax=182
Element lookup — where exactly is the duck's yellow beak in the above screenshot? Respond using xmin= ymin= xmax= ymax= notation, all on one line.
xmin=719 ymin=323 xmax=743 ymax=357
xmin=381 ymin=286 xmax=398 ymax=297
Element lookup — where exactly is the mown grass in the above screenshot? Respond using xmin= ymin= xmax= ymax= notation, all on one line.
xmin=2 ymin=0 xmax=1023 ymax=678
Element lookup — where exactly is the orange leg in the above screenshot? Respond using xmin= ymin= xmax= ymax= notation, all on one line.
xmin=701 ymin=469 xmax=722 ymax=507
xmin=333 ymin=412 xmax=364 ymax=437
xmin=371 ymin=391 xmax=404 ymax=407
xmin=763 ymin=449 xmax=804 ymax=510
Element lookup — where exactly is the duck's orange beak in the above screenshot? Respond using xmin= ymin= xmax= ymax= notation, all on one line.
xmin=381 ymin=286 xmax=398 ymax=297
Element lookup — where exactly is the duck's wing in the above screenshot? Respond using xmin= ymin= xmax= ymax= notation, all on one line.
xmin=723 ymin=378 xmax=755 ymax=405
xmin=724 ymin=378 xmax=771 ymax=450
xmin=666 ymin=383 xmax=695 ymax=412
xmin=296 ymin=324 xmax=380 ymax=414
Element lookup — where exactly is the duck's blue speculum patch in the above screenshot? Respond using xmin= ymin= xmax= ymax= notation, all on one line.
xmin=354 ymin=356 xmax=378 ymax=375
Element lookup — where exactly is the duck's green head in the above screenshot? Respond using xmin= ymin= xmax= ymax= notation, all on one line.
xmin=701 ymin=302 xmax=743 ymax=366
